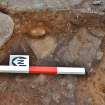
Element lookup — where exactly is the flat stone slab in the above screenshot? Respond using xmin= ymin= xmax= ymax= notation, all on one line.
xmin=55 ymin=28 xmax=103 ymax=69
xmin=0 ymin=0 xmax=82 ymax=10
xmin=0 ymin=0 xmax=105 ymax=14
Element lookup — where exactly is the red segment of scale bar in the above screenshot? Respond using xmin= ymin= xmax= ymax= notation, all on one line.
xmin=29 ymin=66 xmax=57 ymax=74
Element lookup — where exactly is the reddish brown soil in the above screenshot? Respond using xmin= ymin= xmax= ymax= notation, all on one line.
xmin=0 ymin=10 xmax=105 ymax=105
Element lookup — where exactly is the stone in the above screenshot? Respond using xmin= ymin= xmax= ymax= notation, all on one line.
xmin=33 ymin=74 xmax=47 ymax=84
xmin=68 ymin=28 xmax=101 ymax=67
xmin=52 ymin=92 xmax=61 ymax=103
xmin=96 ymin=51 xmax=103 ymax=60
xmin=30 ymin=27 xmax=46 ymax=38
xmin=30 ymin=75 xmax=47 ymax=88
xmin=55 ymin=28 xmax=102 ymax=69
xmin=92 ymin=0 xmax=105 ymax=11
xmin=0 ymin=0 xmax=82 ymax=11
xmin=45 ymin=0 xmax=82 ymax=9
xmin=0 ymin=12 xmax=14 ymax=48
xmin=0 ymin=81 xmax=8 ymax=92
xmin=7 ymin=0 xmax=45 ymax=11
xmin=28 ymin=36 xmax=57 ymax=59
xmin=91 ymin=0 xmax=103 ymax=5
xmin=63 ymin=0 xmax=82 ymax=6
xmin=0 ymin=0 xmax=8 ymax=6
xmin=82 ymin=0 xmax=105 ymax=13
xmin=88 ymin=27 xmax=105 ymax=38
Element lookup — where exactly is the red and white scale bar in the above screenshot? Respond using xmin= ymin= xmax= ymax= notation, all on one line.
xmin=0 ymin=66 xmax=85 ymax=75
xmin=0 ymin=55 xmax=85 ymax=75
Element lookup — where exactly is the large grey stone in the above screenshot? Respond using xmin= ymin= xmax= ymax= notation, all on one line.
xmin=0 ymin=0 xmax=82 ymax=11
xmin=55 ymin=28 xmax=103 ymax=69
xmin=0 ymin=12 xmax=14 ymax=48
xmin=0 ymin=0 xmax=105 ymax=14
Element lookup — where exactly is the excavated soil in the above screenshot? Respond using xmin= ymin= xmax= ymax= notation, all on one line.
xmin=0 ymin=10 xmax=105 ymax=105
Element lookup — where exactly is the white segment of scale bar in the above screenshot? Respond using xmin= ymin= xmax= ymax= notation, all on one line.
xmin=0 ymin=66 xmax=29 ymax=73
xmin=57 ymin=67 xmax=85 ymax=75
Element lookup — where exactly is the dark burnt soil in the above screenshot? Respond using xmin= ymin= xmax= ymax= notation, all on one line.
xmin=0 ymin=10 xmax=105 ymax=105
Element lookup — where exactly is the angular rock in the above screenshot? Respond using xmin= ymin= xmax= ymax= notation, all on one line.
xmin=90 ymin=0 xmax=105 ymax=13
xmin=91 ymin=0 xmax=103 ymax=5
xmin=27 ymin=36 xmax=57 ymax=59
xmin=88 ymin=27 xmax=105 ymax=38
xmin=96 ymin=51 xmax=103 ymax=60
xmin=0 ymin=0 xmax=105 ymax=14
xmin=0 ymin=12 xmax=14 ymax=48
xmin=55 ymin=28 xmax=103 ymax=69
xmin=81 ymin=0 xmax=105 ymax=14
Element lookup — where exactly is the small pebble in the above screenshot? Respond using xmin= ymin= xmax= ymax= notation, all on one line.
xmin=30 ymin=27 xmax=46 ymax=38
xmin=96 ymin=51 xmax=103 ymax=60
xmin=92 ymin=0 xmax=103 ymax=5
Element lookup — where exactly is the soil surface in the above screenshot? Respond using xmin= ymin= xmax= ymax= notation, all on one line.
xmin=0 ymin=0 xmax=105 ymax=105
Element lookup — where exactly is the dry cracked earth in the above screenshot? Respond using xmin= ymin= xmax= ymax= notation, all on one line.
xmin=0 ymin=0 xmax=105 ymax=105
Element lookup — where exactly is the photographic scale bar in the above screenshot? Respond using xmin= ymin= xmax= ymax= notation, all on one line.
xmin=0 ymin=66 xmax=85 ymax=75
